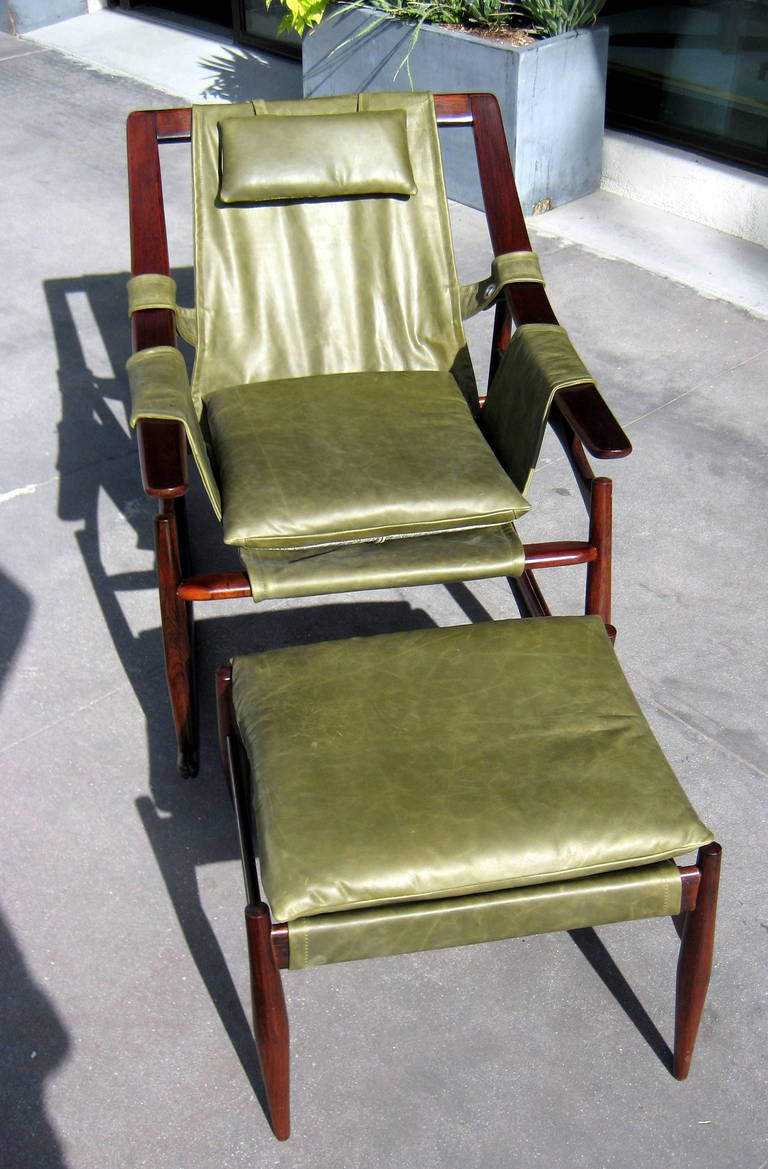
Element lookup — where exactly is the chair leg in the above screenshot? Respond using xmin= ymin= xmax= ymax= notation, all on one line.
xmin=245 ymin=904 xmax=290 ymax=1140
xmin=585 ymin=476 xmax=612 ymax=626
xmin=673 ymin=842 xmax=722 ymax=1079
xmin=156 ymin=505 xmax=198 ymax=777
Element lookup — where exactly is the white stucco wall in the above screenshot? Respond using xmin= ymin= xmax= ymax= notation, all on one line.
xmin=602 ymin=130 xmax=768 ymax=247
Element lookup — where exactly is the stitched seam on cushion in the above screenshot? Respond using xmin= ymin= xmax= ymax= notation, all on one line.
xmin=281 ymin=835 xmax=714 ymax=919
xmin=236 ymin=515 xmax=526 ymax=551
xmin=666 ymin=871 xmax=681 ymax=916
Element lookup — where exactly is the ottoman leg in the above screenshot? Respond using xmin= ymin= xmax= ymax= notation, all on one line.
xmin=245 ymin=904 xmax=290 ymax=1140
xmin=673 ymin=842 xmax=722 ymax=1079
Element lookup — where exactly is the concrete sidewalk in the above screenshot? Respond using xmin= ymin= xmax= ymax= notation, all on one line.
xmin=1 ymin=23 xmax=766 ymax=1169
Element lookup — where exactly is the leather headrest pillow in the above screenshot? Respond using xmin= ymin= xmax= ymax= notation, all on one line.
xmin=218 ymin=108 xmax=418 ymax=203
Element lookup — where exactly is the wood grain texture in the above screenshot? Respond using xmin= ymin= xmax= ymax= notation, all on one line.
xmin=674 ymin=843 xmax=722 ymax=1079
xmin=585 ymin=477 xmax=612 ymax=626
xmin=155 ymin=504 xmax=197 ymax=777
xmin=245 ymin=905 xmax=290 ymax=1140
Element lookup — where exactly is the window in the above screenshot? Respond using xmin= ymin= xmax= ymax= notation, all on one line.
xmin=604 ymin=1 xmax=768 ymax=172
xmin=233 ymin=0 xmax=301 ymax=57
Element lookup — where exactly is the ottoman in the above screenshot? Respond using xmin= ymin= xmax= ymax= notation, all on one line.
xmin=216 ymin=615 xmax=720 ymax=1139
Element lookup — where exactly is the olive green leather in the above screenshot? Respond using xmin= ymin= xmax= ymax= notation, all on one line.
xmin=218 ymin=109 xmax=417 ymax=203
xmin=126 ymin=274 xmax=197 ymax=345
xmin=190 ymin=92 xmax=470 ymax=408
xmin=287 ymin=861 xmax=682 ymax=968
xmin=480 ymin=323 xmax=597 ymax=493
xmin=205 ymin=371 xmax=530 ymax=549
xmin=127 ymin=273 xmax=177 ymax=314
xmin=126 ymin=345 xmax=221 ymax=517
xmin=128 ymin=96 xmax=611 ymax=587
xmin=460 ymin=251 xmax=545 ymax=319
xmin=239 ymin=523 xmax=525 ymax=601
xmin=232 ymin=616 xmax=713 ymax=923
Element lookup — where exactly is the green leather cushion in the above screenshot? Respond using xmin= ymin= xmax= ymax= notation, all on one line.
xmin=239 ymin=523 xmax=525 ymax=601
xmin=287 ymin=862 xmax=683 ymax=968
xmin=206 ymin=370 xmax=530 ymax=550
xmin=218 ymin=109 xmax=417 ymax=203
xmin=232 ymin=616 xmax=713 ymax=922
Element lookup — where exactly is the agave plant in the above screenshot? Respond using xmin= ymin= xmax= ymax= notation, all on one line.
xmin=513 ymin=0 xmax=605 ymax=37
xmin=270 ymin=0 xmax=605 ymax=37
xmin=360 ymin=0 xmax=518 ymax=26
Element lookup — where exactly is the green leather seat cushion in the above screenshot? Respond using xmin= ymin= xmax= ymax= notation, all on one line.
xmin=232 ymin=616 xmax=713 ymax=922
xmin=206 ymin=370 xmax=530 ymax=550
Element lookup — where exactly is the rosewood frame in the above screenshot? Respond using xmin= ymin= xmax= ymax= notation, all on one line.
xmin=127 ymin=94 xmax=632 ymax=777
xmin=215 ymin=664 xmax=720 ymax=1140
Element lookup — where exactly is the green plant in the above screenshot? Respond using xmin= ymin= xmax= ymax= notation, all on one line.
xmin=358 ymin=0 xmax=517 ymax=27
xmin=270 ymin=0 xmax=605 ymax=37
xmin=267 ymin=0 xmax=328 ymax=35
xmin=513 ymin=0 xmax=605 ymax=37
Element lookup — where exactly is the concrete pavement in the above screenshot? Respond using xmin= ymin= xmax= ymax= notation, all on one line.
xmin=1 ymin=20 xmax=766 ymax=1169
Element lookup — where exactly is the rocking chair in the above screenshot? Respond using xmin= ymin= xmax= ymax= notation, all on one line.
xmin=126 ymin=92 xmax=631 ymax=776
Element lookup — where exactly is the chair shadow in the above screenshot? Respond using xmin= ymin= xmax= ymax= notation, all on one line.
xmin=47 ymin=268 xmax=439 ymax=1116
xmin=568 ymin=927 xmax=674 ymax=1072
xmin=0 ymin=571 xmax=72 ymax=1167
xmin=0 ymin=908 xmax=72 ymax=1169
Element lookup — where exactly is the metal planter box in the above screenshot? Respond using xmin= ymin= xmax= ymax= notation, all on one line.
xmin=303 ymin=8 xmax=608 ymax=213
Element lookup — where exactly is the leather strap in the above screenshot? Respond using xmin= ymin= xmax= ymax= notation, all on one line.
xmin=127 ymin=274 xmax=197 ymax=346
xmin=460 ymin=250 xmax=545 ymax=319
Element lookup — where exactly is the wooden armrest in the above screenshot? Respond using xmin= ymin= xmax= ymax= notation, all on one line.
xmin=555 ymin=383 xmax=632 ymax=459
xmin=137 ymin=418 xmax=188 ymax=497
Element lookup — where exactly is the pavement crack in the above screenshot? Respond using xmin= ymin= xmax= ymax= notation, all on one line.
xmin=1 ymin=46 xmax=50 ymax=61
xmin=625 ymin=385 xmax=699 ymax=428
xmin=629 ymin=684 xmax=768 ymax=780
xmin=1 ymin=448 xmax=139 ymax=506
xmin=0 ymin=683 xmax=135 ymax=757
xmin=625 ymin=343 xmax=768 ymax=429
xmin=723 ymin=344 xmax=768 ymax=373
xmin=0 ymin=482 xmax=40 ymax=504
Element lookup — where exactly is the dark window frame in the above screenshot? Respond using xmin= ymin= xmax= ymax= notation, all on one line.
xmin=232 ymin=0 xmax=301 ymax=59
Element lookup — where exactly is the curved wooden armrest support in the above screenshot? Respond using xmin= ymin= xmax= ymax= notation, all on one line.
xmin=504 ymin=283 xmax=558 ymax=328
xmin=131 ymin=305 xmax=176 ymax=352
xmin=555 ymin=383 xmax=632 ymax=459
xmin=137 ymin=418 xmax=188 ymax=497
